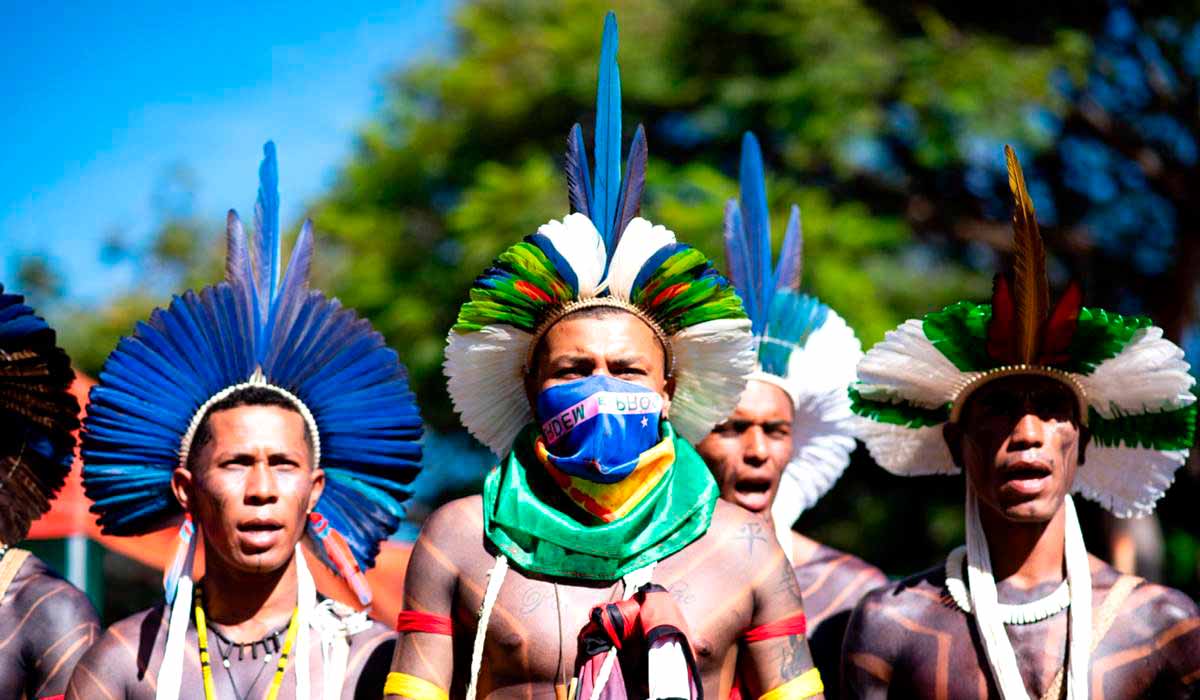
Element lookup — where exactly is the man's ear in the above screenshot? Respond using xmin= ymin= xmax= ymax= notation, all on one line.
xmin=171 ymin=466 xmax=194 ymax=512
xmin=1077 ymin=424 xmax=1091 ymax=466
xmin=943 ymin=421 xmax=965 ymax=469
xmin=306 ymin=467 xmax=326 ymax=515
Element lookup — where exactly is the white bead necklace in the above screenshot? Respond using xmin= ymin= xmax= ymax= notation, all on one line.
xmin=944 ymin=545 xmax=1070 ymax=625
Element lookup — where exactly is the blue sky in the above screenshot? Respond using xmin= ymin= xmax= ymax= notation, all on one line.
xmin=0 ymin=1 xmax=453 ymax=303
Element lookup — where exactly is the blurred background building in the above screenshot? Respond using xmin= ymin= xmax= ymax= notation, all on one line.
xmin=5 ymin=0 xmax=1199 ymax=622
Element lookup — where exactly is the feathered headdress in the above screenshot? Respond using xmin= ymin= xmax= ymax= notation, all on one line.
xmin=851 ymin=146 xmax=1195 ymax=517
xmin=81 ymin=142 xmax=424 ymax=602
xmin=723 ymin=132 xmax=862 ymax=530
xmin=0 ymin=285 xmax=79 ymax=545
xmin=444 ymin=13 xmax=755 ymax=456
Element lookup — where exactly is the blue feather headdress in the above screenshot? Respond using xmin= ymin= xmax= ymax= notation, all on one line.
xmin=81 ymin=142 xmax=423 ymax=605
xmin=0 ymin=285 xmax=79 ymax=545
xmin=723 ymin=132 xmax=862 ymax=534
xmin=445 ymin=13 xmax=755 ymax=456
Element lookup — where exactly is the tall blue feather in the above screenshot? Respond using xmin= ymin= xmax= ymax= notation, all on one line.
xmin=566 ymin=124 xmax=593 ymax=217
xmin=775 ymin=205 xmax=803 ymax=291
xmin=613 ymin=125 xmax=647 ymax=245
xmin=738 ymin=132 xmax=773 ymax=302
xmin=253 ymin=141 xmax=281 ymax=330
xmin=592 ymin=12 xmax=622 ymax=249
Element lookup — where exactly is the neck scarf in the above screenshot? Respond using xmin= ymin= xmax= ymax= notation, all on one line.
xmin=483 ymin=421 xmax=718 ymax=581
xmin=965 ymin=488 xmax=1091 ymax=700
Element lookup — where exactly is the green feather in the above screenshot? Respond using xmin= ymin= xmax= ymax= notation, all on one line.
xmin=849 ymin=386 xmax=950 ymax=427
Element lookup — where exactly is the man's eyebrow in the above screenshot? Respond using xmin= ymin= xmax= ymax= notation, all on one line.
xmin=608 ymin=354 xmax=649 ymax=365
xmin=548 ymin=353 xmax=593 ymax=365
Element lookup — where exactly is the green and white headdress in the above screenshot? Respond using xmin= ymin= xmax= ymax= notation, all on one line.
xmin=724 ymin=133 xmax=862 ymax=531
xmin=444 ymin=14 xmax=755 ymax=456
xmin=851 ymin=146 xmax=1196 ymax=518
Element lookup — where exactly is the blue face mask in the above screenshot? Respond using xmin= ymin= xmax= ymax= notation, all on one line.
xmin=535 ymin=375 xmax=664 ymax=483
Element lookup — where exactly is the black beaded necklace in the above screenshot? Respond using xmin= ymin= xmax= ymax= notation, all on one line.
xmin=207 ymin=621 xmax=290 ymax=700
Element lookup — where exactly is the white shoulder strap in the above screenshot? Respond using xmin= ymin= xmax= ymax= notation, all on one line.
xmin=465 ymin=554 xmax=510 ymax=700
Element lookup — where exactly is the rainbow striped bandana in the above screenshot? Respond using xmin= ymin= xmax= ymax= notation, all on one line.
xmin=537 ymin=429 xmax=675 ymax=522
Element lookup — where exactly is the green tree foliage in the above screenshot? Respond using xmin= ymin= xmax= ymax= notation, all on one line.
xmin=57 ymin=1 xmax=1200 ymax=589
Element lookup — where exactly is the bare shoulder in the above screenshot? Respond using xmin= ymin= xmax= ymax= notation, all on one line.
xmin=418 ymin=495 xmax=483 ymax=545
xmin=1088 ymin=556 xmax=1200 ymax=627
xmin=68 ymin=605 xmax=167 ymax=697
xmin=10 ymin=554 xmax=99 ymax=627
xmin=795 ymin=534 xmax=888 ymax=588
xmin=85 ymin=605 xmax=167 ymax=663
xmin=707 ymin=500 xmax=783 ymax=565
xmin=851 ymin=565 xmax=946 ymax=626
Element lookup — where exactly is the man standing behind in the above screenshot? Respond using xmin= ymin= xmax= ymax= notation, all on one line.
xmin=842 ymin=147 xmax=1200 ymax=698
xmin=0 ymin=285 xmax=99 ymax=700
xmin=386 ymin=14 xmax=824 ymax=700
xmin=696 ymin=133 xmax=886 ymax=698
xmin=66 ymin=143 xmax=424 ymax=699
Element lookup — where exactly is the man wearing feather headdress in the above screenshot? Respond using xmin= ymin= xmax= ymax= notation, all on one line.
xmin=65 ymin=143 xmax=425 ymax=700
xmin=695 ymin=132 xmax=886 ymax=698
xmin=386 ymin=15 xmax=824 ymax=700
xmin=841 ymin=146 xmax=1200 ymax=699
xmin=0 ymin=285 xmax=99 ymax=700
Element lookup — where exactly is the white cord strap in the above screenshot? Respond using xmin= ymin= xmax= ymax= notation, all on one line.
xmin=294 ymin=543 xmax=317 ymax=700
xmin=466 ymin=554 xmax=510 ymax=700
xmin=965 ymin=488 xmax=1092 ymax=700
xmin=155 ymin=532 xmax=197 ymax=700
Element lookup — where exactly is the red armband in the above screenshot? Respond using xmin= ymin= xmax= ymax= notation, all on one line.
xmin=395 ymin=610 xmax=453 ymax=636
xmin=741 ymin=612 xmax=806 ymax=643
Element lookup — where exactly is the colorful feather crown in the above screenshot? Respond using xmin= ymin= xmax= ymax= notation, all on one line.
xmin=445 ymin=13 xmax=755 ymax=456
xmin=0 ymin=284 xmax=79 ymax=545
xmin=851 ymin=146 xmax=1196 ymax=517
xmin=722 ymin=132 xmax=862 ymax=527
xmin=81 ymin=142 xmax=424 ymax=599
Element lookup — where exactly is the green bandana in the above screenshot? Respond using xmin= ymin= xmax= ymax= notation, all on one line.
xmin=482 ymin=421 xmax=718 ymax=581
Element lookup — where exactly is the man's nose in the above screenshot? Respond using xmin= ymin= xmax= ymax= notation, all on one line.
xmin=245 ymin=461 xmax=278 ymax=504
xmin=743 ymin=426 xmax=769 ymax=465
xmin=1009 ymin=413 xmax=1045 ymax=450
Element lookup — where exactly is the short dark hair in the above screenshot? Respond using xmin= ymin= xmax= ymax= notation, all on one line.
xmin=185 ymin=385 xmax=314 ymax=471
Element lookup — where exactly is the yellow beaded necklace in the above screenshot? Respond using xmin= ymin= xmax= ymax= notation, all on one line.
xmin=194 ymin=587 xmax=300 ymax=700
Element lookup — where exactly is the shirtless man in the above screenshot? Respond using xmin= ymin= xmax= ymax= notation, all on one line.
xmin=0 ymin=283 xmax=99 ymax=700
xmin=68 ymin=391 xmax=395 ymax=699
xmin=843 ymin=146 xmax=1200 ymax=698
xmin=699 ymin=382 xmax=886 ymax=698
xmin=697 ymin=132 xmax=886 ymax=696
xmin=387 ymin=17 xmax=823 ymax=697
xmin=395 ymin=309 xmax=820 ymax=697
xmin=66 ymin=142 xmax=424 ymax=699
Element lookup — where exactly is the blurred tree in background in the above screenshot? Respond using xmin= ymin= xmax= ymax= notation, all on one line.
xmin=52 ymin=0 xmax=1200 ymax=592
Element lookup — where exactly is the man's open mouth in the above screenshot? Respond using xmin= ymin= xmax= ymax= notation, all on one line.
xmin=237 ymin=519 xmax=284 ymax=532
